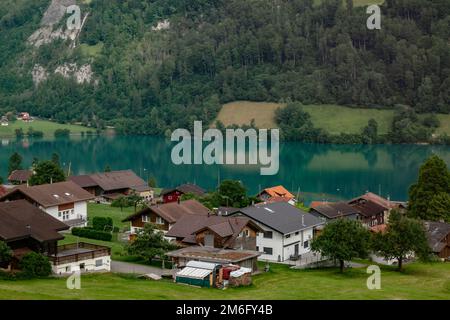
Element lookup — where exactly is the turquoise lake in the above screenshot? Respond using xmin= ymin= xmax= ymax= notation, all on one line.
xmin=1 ymin=136 xmax=450 ymax=204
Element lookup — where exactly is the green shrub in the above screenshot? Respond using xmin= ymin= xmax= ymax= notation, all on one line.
xmin=72 ymin=227 xmax=112 ymax=241
xmin=92 ymin=216 xmax=114 ymax=232
xmin=0 ymin=241 xmax=12 ymax=268
xmin=19 ymin=252 xmax=52 ymax=277
xmin=54 ymin=128 xmax=70 ymax=137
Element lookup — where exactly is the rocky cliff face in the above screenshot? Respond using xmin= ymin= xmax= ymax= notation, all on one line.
xmin=28 ymin=0 xmax=79 ymax=47
xmin=29 ymin=0 xmax=95 ymax=86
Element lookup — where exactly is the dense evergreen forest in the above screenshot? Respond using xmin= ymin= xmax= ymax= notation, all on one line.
xmin=0 ymin=0 xmax=449 ymax=142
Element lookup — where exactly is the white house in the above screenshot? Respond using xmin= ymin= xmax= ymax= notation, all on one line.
xmin=230 ymin=202 xmax=325 ymax=263
xmin=0 ymin=181 xmax=95 ymax=227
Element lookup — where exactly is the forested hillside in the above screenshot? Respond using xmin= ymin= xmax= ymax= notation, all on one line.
xmin=0 ymin=0 xmax=449 ymax=138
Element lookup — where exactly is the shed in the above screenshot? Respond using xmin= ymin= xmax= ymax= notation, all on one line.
xmin=175 ymin=261 xmax=220 ymax=288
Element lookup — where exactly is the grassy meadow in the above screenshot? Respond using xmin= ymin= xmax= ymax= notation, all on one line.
xmin=0 ymin=119 xmax=93 ymax=138
xmin=215 ymin=101 xmax=450 ymax=137
xmin=0 ymin=262 xmax=448 ymax=300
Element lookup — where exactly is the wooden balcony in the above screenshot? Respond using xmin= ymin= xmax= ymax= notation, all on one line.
xmin=48 ymin=242 xmax=111 ymax=266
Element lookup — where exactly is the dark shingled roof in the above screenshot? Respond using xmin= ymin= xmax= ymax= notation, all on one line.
xmin=8 ymin=170 xmax=33 ymax=183
xmin=348 ymin=199 xmax=386 ymax=217
xmin=0 ymin=200 xmax=69 ymax=242
xmin=161 ymin=183 xmax=206 ymax=196
xmin=68 ymin=175 xmax=97 ymax=188
xmin=424 ymin=221 xmax=450 ymax=253
xmin=234 ymin=202 xmax=324 ymax=235
xmin=122 ymin=199 xmax=211 ymax=224
xmin=0 ymin=181 xmax=95 ymax=208
xmin=70 ymin=170 xmax=148 ymax=192
xmin=311 ymin=202 xmax=360 ymax=219
xmin=165 ymin=215 xmax=262 ymax=247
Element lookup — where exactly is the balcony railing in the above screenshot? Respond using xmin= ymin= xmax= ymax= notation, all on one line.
xmin=48 ymin=242 xmax=111 ymax=266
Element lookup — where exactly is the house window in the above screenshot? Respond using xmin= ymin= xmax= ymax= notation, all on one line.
xmin=95 ymin=259 xmax=103 ymax=267
xmin=295 ymin=232 xmax=299 ymax=236
xmin=156 ymin=217 xmax=164 ymax=225
xmin=240 ymin=229 xmax=249 ymax=237
xmin=256 ymin=246 xmax=259 ymax=252
xmin=303 ymin=241 xmax=309 ymax=248
xmin=263 ymin=247 xmax=273 ymax=255
xmin=263 ymin=231 xmax=273 ymax=239
xmin=58 ymin=210 xmax=70 ymax=221
xmin=285 ymin=234 xmax=291 ymax=239
xmin=142 ymin=215 xmax=149 ymax=223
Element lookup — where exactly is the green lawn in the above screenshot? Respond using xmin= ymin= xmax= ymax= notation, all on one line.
xmin=0 ymin=119 xmax=93 ymax=138
xmin=86 ymin=203 xmax=135 ymax=231
xmin=301 ymin=105 xmax=395 ymax=135
xmin=0 ymin=262 xmax=448 ymax=300
xmin=214 ymin=101 xmax=450 ymax=137
xmin=58 ymin=203 xmax=136 ymax=260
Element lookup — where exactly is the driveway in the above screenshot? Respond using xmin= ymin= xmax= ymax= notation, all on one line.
xmin=111 ymin=261 xmax=176 ymax=276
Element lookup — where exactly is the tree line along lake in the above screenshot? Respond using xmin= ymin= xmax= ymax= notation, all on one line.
xmin=1 ymin=135 xmax=450 ymax=204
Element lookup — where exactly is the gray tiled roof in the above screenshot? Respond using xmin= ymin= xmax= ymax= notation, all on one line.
xmin=236 ymin=202 xmax=324 ymax=234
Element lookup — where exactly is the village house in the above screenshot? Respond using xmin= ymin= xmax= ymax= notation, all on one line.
xmin=0 ymin=200 xmax=111 ymax=274
xmin=348 ymin=196 xmax=387 ymax=227
xmin=122 ymin=199 xmax=211 ymax=239
xmin=160 ymin=183 xmax=206 ymax=203
xmin=8 ymin=169 xmax=33 ymax=185
xmin=0 ymin=116 xmax=8 ymax=126
xmin=349 ymin=192 xmax=407 ymax=223
xmin=229 ymin=202 xmax=325 ymax=263
xmin=0 ymin=181 xmax=94 ymax=227
xmin=165 ymin=214 xmax=263 ymax=250
xmin=69 ymin=170 xmax=153 ymax=202
xmin=424 ymin=221 xmax=450 ymax=260
xmin=256 ymin=185 xmax=296 ymax=205
xmin=310 ymin=202 xmax=362 ymax=222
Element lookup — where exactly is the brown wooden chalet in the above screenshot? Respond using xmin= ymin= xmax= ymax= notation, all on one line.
xmin=424 ymin=221 xmax=450 ymax=260
xmin=348 ymin=197 xmax=386 ymax=227
xmin=165 ymin=215 xmax=263 ymax=250
xmin=8 ymin=170 xmax=33 ymax=185
xmin=122 ymin=199 xmax=211 ymax=238
xmin=69 ymin=170 xmax=151 ymax=201
xmin=0 ymin=200 xmax=69 ymax=268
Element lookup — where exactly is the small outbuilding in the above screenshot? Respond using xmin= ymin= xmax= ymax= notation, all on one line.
xmin=175 ymin=261 xmax=221 ymax=288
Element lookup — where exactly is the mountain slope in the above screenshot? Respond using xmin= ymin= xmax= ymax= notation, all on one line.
xmin=0 ymin=0 xmax=449 ymax=135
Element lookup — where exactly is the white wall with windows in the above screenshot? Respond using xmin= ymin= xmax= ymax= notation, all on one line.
xmin=254 ymin=222 xmax=315 ymax=263
xmin=52 ymin=255 xmax=111 ymax=275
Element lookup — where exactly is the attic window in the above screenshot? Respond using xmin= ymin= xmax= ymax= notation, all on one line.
xmin=53 ymin=194 xmax=59 ymax=198
xmin=65 ymin=193 xmax=71 ymax=196
xmin=264 ymin=208 xmax=274 ymax=213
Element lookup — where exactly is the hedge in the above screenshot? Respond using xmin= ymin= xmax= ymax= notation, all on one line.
xmin=71 ymin=227 xmax=112 ymax=241
xmin=92 ymin=217 xmax=114 ymax=232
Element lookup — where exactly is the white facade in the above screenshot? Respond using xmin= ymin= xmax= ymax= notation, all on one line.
xmin=52 ymin=255 xmax=111 ymax=275
xmin=40 ymin=201 xmax=88 ymax=226
xmin=255 ymin=222 xmax=314 ymax=262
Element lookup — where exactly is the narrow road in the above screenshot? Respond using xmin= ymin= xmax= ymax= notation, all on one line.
xmin=111 ymin=261 xmax=176 ymax=276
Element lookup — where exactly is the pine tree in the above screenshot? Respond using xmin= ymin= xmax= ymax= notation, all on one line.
xmin=408 ymin=155 xmax=450 ymax=222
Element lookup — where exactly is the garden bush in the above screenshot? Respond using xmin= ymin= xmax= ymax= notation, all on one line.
xmin=92 ymin=217 xmax=114 ymax=232
xmin=19 ymin=252 xmax=52 ymax=277
xmin=72 ymin=227 xmax=112 ymax=241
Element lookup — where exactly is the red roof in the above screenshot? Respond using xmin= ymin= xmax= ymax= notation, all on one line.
xmin=258 ymin=185 xmax=295 ymax=200
xmin=310 ymin=201 xmax=331 ymax=208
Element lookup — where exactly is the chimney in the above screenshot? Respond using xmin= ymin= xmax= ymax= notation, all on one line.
xmin=26 ymin=224 xmax=31 ymax=234
xmin=302 ymin=215 xmax=305 ymax=226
